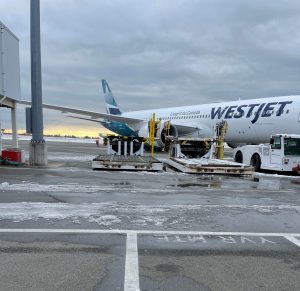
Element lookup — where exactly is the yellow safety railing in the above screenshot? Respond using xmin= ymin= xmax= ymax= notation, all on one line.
xmin=214 ymin=121 xmax=228 ymax=159
xmin=148 ymin=113 xmax=156 ymax=158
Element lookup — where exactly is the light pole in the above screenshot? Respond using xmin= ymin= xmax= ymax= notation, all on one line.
xmin=29 ymin=0 xmax=47 ymax=165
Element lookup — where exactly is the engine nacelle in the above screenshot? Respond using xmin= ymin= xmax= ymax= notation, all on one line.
xmin=159 ymin=123 xmax=178 ymax=147
xmin=137 ymin=122 xmax=178 ymax=148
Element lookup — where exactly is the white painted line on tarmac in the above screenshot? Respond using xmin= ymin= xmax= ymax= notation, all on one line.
xmin=124 ymin=231 xmax=140 ymax=291
xmin=284 ymin=235 xmax=300 ymax=248
xmin=0 ymin=229 xmax=300 ymax=237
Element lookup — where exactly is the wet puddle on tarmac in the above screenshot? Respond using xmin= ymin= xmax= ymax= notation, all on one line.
xmin=169 ymin=174 xmax=300 ymax=191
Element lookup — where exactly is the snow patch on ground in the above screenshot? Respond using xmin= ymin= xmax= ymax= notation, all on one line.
xmin=0 ymin=182 xmax=121 ymax=193
xmin=22 ymin=152 xmax=95 ymax=161
xmin=0 ymin=182 xmax=194 ymax=193
xmin=0 ymin=202 xmax=121 ymax=226
xmin=47 ymin=153 xmax=95 ymax=161
xmin=0 ymin=202 xmax=299 ymax=227
xmin=2 ymin=134 xmax=98 ymax=143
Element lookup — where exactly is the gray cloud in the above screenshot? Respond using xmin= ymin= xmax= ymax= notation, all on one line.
xmin=1 ymin=0 xmax=300 ymax=130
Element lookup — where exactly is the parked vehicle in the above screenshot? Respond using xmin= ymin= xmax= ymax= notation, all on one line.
xmin=233 ymin=134 xmax=300 ymax=173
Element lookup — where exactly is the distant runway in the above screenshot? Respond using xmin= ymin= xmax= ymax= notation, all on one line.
xmin=0 ymin=139 xmax=300 ymax=290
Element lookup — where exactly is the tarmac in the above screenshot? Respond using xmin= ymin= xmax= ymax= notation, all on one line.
xmin=0 ymin=138 xmax=299 ymax=291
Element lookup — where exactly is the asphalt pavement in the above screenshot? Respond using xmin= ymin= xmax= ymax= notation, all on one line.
xmin=0 ymin=138 xmax=299 ymax=291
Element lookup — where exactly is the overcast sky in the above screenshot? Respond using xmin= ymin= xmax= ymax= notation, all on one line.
xmin=1 ymin=0 xmax=300 ymax=133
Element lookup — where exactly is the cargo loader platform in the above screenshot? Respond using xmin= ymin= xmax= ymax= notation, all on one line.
xmin=165 ymin=157 xmax=253 ymax=175
xmin=164 ymin=133 xmax=253 ymax=176
xmin=92 ymin=155 xmax=163 ymax=171
xmin=92 ymin=136 xmax=163 ymax=171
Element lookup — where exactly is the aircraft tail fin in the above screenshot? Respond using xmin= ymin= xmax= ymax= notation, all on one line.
xmin=101 ymin=80 xmax=122 ymax=115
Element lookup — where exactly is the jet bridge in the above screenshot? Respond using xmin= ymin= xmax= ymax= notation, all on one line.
xmin=0 ymin=22 xmax=21 ymax=153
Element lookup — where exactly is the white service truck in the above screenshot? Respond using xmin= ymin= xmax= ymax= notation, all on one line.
xmin=233 ymin=134 xmax=300 ymax=174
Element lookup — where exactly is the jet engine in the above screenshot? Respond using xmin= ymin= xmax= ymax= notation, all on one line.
xmin=137 ymin=121 xmax=178 ymax=148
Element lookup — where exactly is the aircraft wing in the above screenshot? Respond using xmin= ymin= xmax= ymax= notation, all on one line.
xmin=18 ymin=100 xmax=144 ymax=125
xmin=18 ymin=100 xmax=204 ymax=137
xmin=63 ymin=115 xmax=202 ymax=135
xmin=66 ymin=115 xmax=117 ymax=129
xmin=66 ymin=115 xmax=105 ymax=123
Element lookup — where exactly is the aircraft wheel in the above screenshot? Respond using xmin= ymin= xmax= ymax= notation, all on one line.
xmin=234 ymin=151 xmax=243 ymax=163
xmin=251 ymin=154 xmax=261 ymax=172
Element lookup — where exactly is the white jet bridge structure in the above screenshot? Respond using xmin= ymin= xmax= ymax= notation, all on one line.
xmin=0 ymin=21 xmax=21 ymax=151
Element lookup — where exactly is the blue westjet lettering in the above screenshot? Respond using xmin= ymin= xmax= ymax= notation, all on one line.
xmin=211 ymin=101 xmax=293 ymax=124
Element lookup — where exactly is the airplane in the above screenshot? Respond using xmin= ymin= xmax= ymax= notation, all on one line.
xmin=20 ymin=80 xmax=300 ymax=148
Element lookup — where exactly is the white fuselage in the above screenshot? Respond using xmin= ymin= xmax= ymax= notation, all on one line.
xmin=123 ymin=95 xmax=300 ymax=146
